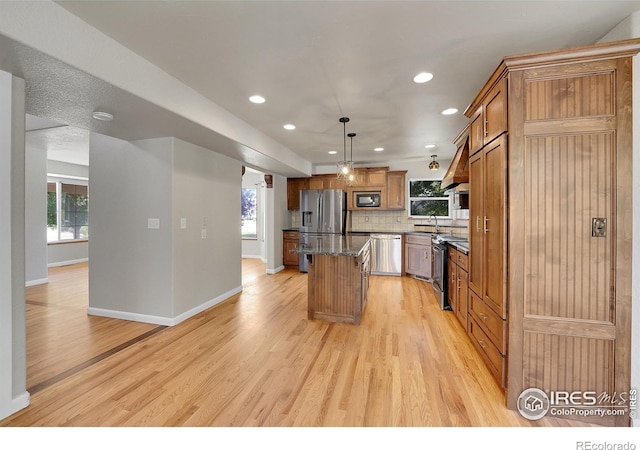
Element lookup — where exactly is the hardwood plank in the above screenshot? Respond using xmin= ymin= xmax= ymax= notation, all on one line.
xmin=1 ymin=261 xmax=594 ymax=427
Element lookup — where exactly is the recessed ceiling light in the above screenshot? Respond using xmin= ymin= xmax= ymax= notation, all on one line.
xmin=328 ymin=150 xmax=337 ymax=155
xmin=413 ymin=72 xmax=434 ymax=84
xmin=92 ymin=111 xmax=113 ymax=121
xmin=249 ymin=95 xmax=266 ymax=104
xmin=441 ymin=108 xmax=458 ymax=115
xmin=283 ymin=124 xmax=296 ymax=130
xmin=374 ymin=147 xmax=384 ymax=152
xmin=425 ymin=144 xmax=436 ymax=149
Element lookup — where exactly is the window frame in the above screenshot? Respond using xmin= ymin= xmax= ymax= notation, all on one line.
xmin=407 ymin=178 xmax=452 ymax=219
xmin=241 ymin=187 xmax=258 ymax=240
xmin=47 ymin=176 xmax=89 ymax=243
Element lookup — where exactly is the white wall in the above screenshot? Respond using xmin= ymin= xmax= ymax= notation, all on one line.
xmin=599 ymin=11 xmax=640 ymax=427
xmin=88 ymin=134 xmax=243 ymax=325
xmin=266 ymin=174 xmax=287 ymax=274
xmin=172 ymin=138 xmax=242 ymax=318
xmin=24 ymin=139 xmax=48 ymax=285
xmin=0 ymin=70 xmax=29 ymax=420
xmin=88 ymin=135 xmax=174 ymax=322
xmin=47 ymin=241 xmax=89 ymax=267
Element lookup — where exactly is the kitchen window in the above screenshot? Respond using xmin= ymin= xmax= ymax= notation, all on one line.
xmin=47 ymin=180 xmax=89 ymax=242
xmin=408 ymin=179 xmax=451 ymax=218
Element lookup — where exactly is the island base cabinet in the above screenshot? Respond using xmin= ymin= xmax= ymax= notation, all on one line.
xmin=307 ymin=247 xmax=370 ymax=325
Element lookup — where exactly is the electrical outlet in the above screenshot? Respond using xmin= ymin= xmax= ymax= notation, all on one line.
xmin=148 ymin=218 xmax=160 ymax=229
xmin=365 ymin=216 xmax=369 ymax=222
xmin=396 ymin=216 xmax=401 ymax=223
xmin=201 ymin=228 xmax=207 ymax=239
xmin=180 ymin=218 xmax=187 ymax=229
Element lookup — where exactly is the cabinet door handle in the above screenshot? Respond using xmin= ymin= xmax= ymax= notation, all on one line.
xmin=484 ymin=216 xmax=489 ymax=233
xmin=478 ymin=339 xmax=488 ymax=349
xmin=476 ymin=216 xmax=482 ymax=232
xmin=479 ymin=312 xmax=488 ymax=321
xmin=484 ymin=119 xmax=488 ymax=137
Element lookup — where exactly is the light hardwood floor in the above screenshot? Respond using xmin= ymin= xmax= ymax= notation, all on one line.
xmin=2 ymin=260 xmax=591 ymax=427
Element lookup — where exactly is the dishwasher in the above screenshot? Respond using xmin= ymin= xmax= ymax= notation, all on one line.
xmin=370 ymin=234 xmax=402 ymax=276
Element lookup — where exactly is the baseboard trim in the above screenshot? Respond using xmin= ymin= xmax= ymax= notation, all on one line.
xmin=266 ymin=265 xmax=285 ymax=275
xmin=48 ymin=258 xmax=88 ymax=268
xmin=25 ymin=277 xmax=48 ymax=287
xmin=87 ymin=285 xmax=244 ymax=326
xmin=172 ymin=285 xmax=243 ymax=325
xmin=87 ymin=307 xmax=174 ymax=326
xmin=0 ymin=391 xmax=30 ymax=421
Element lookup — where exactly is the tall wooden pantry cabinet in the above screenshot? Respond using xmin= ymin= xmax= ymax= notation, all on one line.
xmin=464 ymin=38 xmax=640 ymax=426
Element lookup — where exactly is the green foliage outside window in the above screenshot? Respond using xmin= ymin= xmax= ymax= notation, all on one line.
xmin=408 ymin=180 xmax=450 ymax=218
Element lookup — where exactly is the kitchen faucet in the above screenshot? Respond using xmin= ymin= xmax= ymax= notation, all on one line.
xmin=431 ymin=214 xmax=440 ymax=234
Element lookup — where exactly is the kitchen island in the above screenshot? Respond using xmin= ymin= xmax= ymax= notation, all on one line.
xmin=293 ymin=235 xmax=371 ymax=325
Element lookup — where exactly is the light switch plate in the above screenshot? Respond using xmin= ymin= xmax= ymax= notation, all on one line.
xmin=180 ymin=218 xmax=187 ymax=229
xmin=148 ymin=218 xmax=160 ymax=229
xmin=201 ymin=228 xmax=207 ymax=239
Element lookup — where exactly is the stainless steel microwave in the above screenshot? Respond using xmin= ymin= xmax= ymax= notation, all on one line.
xmin=354 ymin=191 xmax=381 ymax=207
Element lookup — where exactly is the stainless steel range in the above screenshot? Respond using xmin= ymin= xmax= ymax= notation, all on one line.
xmin=431 ymin=234 xmax=468 ymax=310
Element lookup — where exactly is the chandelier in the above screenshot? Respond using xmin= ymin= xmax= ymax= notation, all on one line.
xmin=429 ymin=155 xmax=440 ymax=171
xmin=346 ymin=132 xmax=358 ymax=186
xmin=336 ymin=117 xmax=353 ymax=181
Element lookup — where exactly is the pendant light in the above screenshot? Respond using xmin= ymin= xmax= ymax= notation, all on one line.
xmin=346 ymin=132 xmax=358 ymax=186
xmin=429 ymin=155 xmax=440 ymax=171
xmin=336 ymin=117 xmax=352 ymax=181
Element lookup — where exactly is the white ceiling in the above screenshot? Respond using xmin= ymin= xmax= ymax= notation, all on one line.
xmin=7 ymin=1 xmax=640 ymax=173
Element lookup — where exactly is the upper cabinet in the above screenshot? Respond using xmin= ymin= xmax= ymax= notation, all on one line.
xmin=287 ymin=177 xmax=309 ymax=210
xmin=385 ymin=171 xmax=406 ymax=210
xmin=441 ymin=126 xmax=470 ymax=191
xmin=286 ymin=169 xmax=406 ymax=211
xmin=468 ymin=77 xmax=507 ymax=156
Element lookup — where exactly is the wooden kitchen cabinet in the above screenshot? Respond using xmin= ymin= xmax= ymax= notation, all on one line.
xmin=283 ymin=230 xmax=300 ymax=268
xmin=447 ymin=246 xmax=469 ymax=330
xmin=308 ymin=174 xmax=344 ymax=190
xmin=287 ymin=178 xmax=309 ymax=210
xmin=404 ymin=234 xmax=431 ymax=279
xmin=385 ymin=171 xmax=406 ymax=210
xmin=468 ymin=77 xmax=507 ymax=156
xmin=469 ymin=134 xmax=506 ymax=320
xmin=464 ymin=39 xmax=640 ymax=421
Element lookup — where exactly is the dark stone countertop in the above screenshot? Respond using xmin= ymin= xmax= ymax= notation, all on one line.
xmin=291 ymin=235 xmax=370 ymax=257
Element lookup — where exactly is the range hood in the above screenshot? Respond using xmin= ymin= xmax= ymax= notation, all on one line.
xmin=441 ymin=126 xmax=469 ymax=190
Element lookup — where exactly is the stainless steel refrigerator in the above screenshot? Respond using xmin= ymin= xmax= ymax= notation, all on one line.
xmin=299 ymin=189 xmax=347 ymax=272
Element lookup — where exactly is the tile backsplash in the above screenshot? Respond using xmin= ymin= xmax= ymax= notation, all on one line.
xmin=288 ymin=209 xmax=469 ymax=236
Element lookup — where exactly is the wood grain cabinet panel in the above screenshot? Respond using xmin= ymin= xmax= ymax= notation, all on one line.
xmin=385 ymin=171 xmax=406 ymax=210
xmin=463 ymin=38 xmax=640 ymax=424
xmin=283 ymin=231 xmax=300 ymax=268
xmin=404 ymin=234 xmax=431 ymax=279
xmin=447 ymin=246 xmax=469 ymax=331
xmin=286 ymin=178 xmax=309 ymax=210
xmin=468 ymin=135 xmax=507 ymax=320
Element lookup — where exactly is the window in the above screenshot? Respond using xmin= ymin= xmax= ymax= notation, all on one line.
xmin=241 ymin=187 xmax=257 ymax=239
xmin=47 ymin=180 xmax=89 ymax=242
xmin=408 ymin=179 xmax=450 ymax=218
